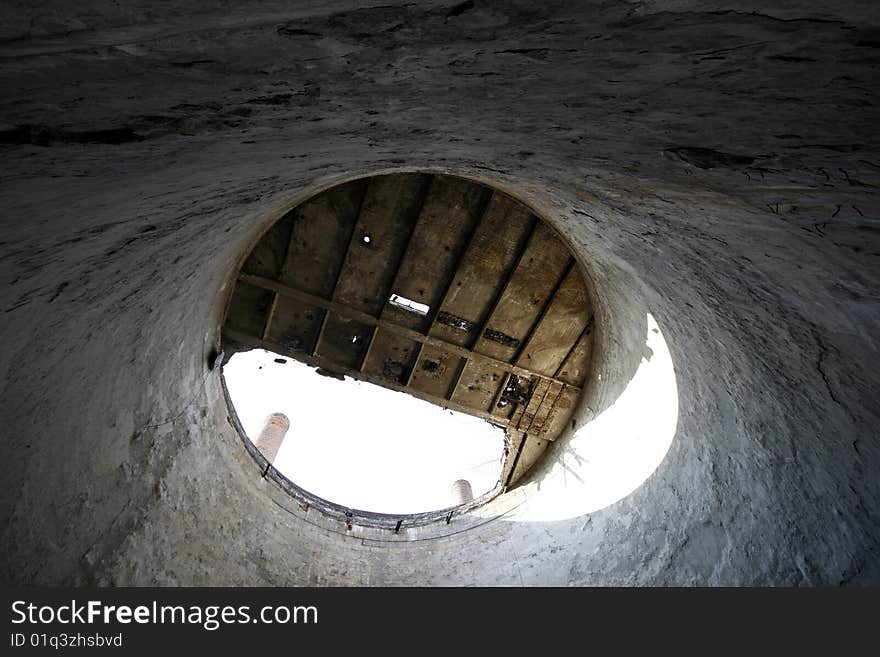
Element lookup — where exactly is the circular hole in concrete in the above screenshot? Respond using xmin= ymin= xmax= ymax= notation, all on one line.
xmin=220 ymin=172 xmax=597 ymax=525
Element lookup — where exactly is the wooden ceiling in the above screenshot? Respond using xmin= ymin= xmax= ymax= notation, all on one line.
xmin=222 ymin=173 xmax=594 ymax=488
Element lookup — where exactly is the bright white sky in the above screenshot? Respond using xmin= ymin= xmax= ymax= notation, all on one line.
xmin=224 ymin=349 xmax=505 ymax=514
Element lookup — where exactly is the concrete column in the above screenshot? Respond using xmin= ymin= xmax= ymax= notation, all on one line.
xmin=451 ymin=479 xmax=474 ymax=505
xmin=254 ymin=412 xmax=290 ymax=464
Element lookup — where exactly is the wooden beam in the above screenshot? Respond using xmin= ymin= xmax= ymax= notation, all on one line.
xmin=260 ymin=292 xmax=279 ymax=342
xmin=376 ymin=177 xmax=435 ymax=319
xmin=512 ymin=257 xmax=574 ymax=364
xmin=404 ymin=189 xmax=491 ymax=402
xmin=508 ymin=371 xmax=540 ymax=430
xmin=238 ymin=272 xmax=579 ymax=392
xmin=358 ymin=325 xmax=379 ymax=372
xmin=379 ymin=177 xmax=488 ymax=333
xmin=503 ymin=431 xmax=528 ymax=489
xmin=424 ymin=188 xmax=494 ymax=334
xmin=489 ymin=370 xmax=513 ymax=416
xmin=429 ymin=194 xmax=534 ymax=349
xmin=529 ymin=381 xmax=564 ymax=435
xmin=509 ymin=434 xmax=550 ymax=484
xmin=516 ymin=377 xmax=551 ymax=433
xmin=311 ymin=308 xmax=331 ymax=356
xmin=553 ymin=315 xmax=593 ymax=379
xmin=404 ymin=342 xmax=425 ymax=387
xmin=311 ymin=181 xmax=371 ymax=358
xmin=224 ymin=329 xmax=509 ymax=429
xmin=259 ymin=210 xmax=299 ymax=342
xmin=446 ymin=358 xmax=468 ymax=401
xmin=278 ymin=179 xmax=366 ymax=298
xmin=467 ymin=215 xmax=538 ymax=350
xmin=329 ymin=180 xmax=371 ymax=302
xmin=332 ymin=174 xmax=431 ymax=316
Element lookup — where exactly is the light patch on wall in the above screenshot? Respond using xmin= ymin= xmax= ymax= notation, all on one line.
xmin=224 ymin=349 xmax=505 ymax=514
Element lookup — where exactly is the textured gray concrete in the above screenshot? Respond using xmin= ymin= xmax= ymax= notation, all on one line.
xmin=1 ymin=0 xmax=878 ymax=585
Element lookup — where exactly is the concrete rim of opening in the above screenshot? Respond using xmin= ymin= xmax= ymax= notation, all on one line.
xmin=217 ymin=168 xmax=607 ymax=534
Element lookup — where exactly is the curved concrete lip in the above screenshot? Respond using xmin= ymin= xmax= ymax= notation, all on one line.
xmin=218 ymin=167 xmax=679 ymax=540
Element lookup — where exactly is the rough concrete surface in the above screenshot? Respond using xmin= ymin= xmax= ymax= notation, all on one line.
xmin=1 ymin=0 xmax=878 ymax=585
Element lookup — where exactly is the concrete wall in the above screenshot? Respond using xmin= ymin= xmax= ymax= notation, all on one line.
xmin=1 ymin=0 xmax=878 ymax=585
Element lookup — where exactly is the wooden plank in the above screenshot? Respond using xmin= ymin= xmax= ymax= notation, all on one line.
xmin=314 ymin=311 xmax=372 ymax=370
xmin=307 ymin=180 xmax=373 ymax=358
xmin=255 ymin=214 xmax=297 ymax=340
xmin=264 ymin=294 xmax=323 ymax=354
xmin=224 ymin=282 xmax=273 ymax=337
xmin=361 ymin=329 xmax=420 ymax=385
xmin=450 ymin=360 xmax=508 ymax=414
xmin=472 ymin=221 xmax=572 ymax=362
xmin=489 ymin=371 xmax=513 ymax=419
xmin=430 ymin=193 xmax=535 ymax=347
xmin=333 ymin=173 xmax=431 ymax=315
xmin=404 ymin=342 xmax=425 ymax=387
xmin=506 ymin=374 xmax=536 ymax=428
xmin=420 ymin=190 xmax=495 ymax=340
xmin=260 ymin=292 xmax=280 ymax=341
xmin=358 ymin=326 xmax=379 ymax=372
xmin=381 ymin=175 xmax=490 ymax=331
xmin=347 ymin=176 xmax=431 ymax=375
xmin=515 ymin=377 xmax=551 ymax=433
xmin=468 ymin=217 xmax=537 ymax=350
xmin=509 ymin=435 xmax=550 ymax=484
xmin=540 ymin=386 xmax=580 ymax=440
xmin=555 ymin=317 xmax=595 ymax=387
xmin=311 ymin=308 xmax=331 ymax=355
xmin=278 ymin=179 xmax=367 ymax=297
xmin=445 ymin=358 xmax=468 ymax=401
xmin=527 ymin=380 xmax=563 ymax=434
xmin=515 ymin=264 xmax=591 ymax=377
xmin=242 ymin=214 xmax=294 ymax=279
xmin=238 ymin=273 xmax=579 ymax=392
xmin=223 ymin=329 xmax=509 ymax=428
xmin=511 ymin=259 xmax=574 ymax=364
xmin=407 ymin=344 xmax=465 ymax=400
xmin=501 ymin=429 xmax=526 ymax=487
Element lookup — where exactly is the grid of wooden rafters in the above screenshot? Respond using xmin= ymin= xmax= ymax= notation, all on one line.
xmin=222 ymin=173 xmax=594 ymax=487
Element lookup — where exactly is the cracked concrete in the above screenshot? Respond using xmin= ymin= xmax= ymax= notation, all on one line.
xmin=0 ymin=0 xmax=878 ymax=585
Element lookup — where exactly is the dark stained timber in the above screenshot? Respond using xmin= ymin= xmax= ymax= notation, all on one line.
xmin=279 ymin=179 xmax=367 ymax=298
xmin=381 ymin=176 xmax=490 ymax=332
xmin=472 ymin=221 xmax=572 ymax=362
xmin=333 ymin=174 xmax=431 ymax=316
